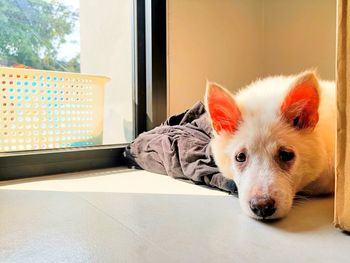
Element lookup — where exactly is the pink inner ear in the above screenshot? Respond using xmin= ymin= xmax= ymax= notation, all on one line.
xmin=281 ymin=84 xmax=319 ymax=129
xmin=207 ymin=86 xmax=241 ymax=133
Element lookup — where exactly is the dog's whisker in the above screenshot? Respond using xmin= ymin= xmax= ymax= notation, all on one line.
xmin=294 ymin=194 xmax=310 ymax=201
xmin=293 ymin=199 xmax=306 ymax=205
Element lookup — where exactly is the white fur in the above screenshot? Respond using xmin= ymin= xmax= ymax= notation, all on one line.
xmin=206 ymin=72 xmax=335 ymax=219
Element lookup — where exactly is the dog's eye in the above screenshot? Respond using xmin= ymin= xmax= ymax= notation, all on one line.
xmin=278 ymin=149 xmax=295 ymax=162
xmin=235 ymin=152 xmax=246 ymax=162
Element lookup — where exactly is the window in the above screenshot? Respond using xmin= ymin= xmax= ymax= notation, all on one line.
xmin=0 ymin=0 xmax=137 ymax=153
xmin=0 ymin=0 xmax=167 ymax=179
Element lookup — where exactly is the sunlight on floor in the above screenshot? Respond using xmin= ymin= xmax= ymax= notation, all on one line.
xmin=0 ymin=168 xmax=227 ymax=196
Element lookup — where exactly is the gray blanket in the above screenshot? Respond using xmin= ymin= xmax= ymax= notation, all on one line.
xmin=124 ymin=102 xmax=237 ymax=195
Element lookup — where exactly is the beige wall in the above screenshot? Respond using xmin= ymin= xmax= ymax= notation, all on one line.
xmin=167 ymin=0 xmax=263 ymax=116
xmin=263 ymin=0 xmax=336 ymax=80
xmin=167 ymin=0 xmax=336 ymax=116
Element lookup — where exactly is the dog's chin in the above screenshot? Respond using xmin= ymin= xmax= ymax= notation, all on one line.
xmin=241 ymin=205 xmax=292 ymax=221
xmin=249 ymin=212 xmax=285 ymax=221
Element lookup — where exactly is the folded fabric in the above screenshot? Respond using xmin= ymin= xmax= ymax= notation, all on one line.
xmin=124 ymin=101 xmax=237 ymax=195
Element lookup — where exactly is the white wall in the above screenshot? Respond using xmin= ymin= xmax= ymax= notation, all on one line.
xmin=167 ymin=0 xmax=336 ymax=116
xmin=80 ymin=0 xmax=134 ymax=143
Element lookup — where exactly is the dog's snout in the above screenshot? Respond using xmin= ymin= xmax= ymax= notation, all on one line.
xmin=249 ymin=196 xmax=276 ymax=218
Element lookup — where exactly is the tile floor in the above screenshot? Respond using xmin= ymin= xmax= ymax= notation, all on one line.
xmin=0 ymin=168 xmax=349 ymax=263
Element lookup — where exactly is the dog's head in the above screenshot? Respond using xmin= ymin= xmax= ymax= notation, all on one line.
xmin=205 ymin=72 xmax=326 ymax=219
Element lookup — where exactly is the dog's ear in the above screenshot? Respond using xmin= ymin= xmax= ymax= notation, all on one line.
xmin=281 ymin=71 xmax=320 ymax=129
xmin=205 ymin=81 xmax=242 ymax=134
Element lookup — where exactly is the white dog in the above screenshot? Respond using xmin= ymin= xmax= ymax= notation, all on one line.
xmin=205 ymin=71 xmax=335 ymax=219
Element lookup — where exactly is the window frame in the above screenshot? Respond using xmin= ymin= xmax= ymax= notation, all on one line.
xmin=0 ymin=0 xmax=167 ymax=180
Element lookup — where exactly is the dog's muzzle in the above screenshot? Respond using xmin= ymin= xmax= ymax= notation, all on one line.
xmin=249 ymin=195 xmax=276 ymax=218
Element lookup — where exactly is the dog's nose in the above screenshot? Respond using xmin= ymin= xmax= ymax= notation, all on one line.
xmin=249 ymin=196 xmax=276 ymax=218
